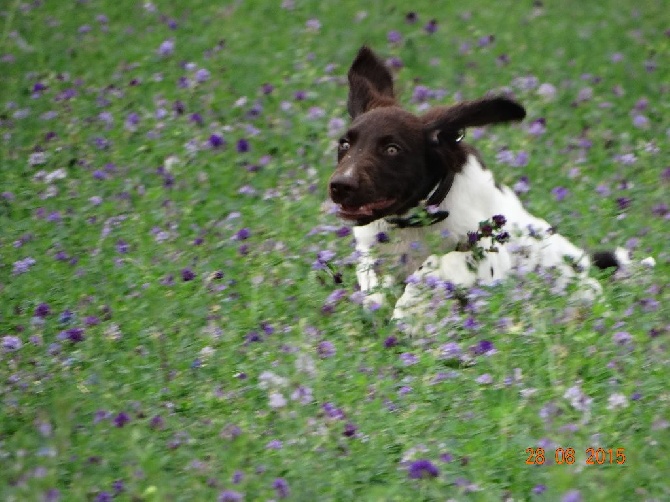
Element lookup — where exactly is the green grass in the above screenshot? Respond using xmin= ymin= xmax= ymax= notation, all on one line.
xmin=1 ymin=0 xmax=668 ymax=500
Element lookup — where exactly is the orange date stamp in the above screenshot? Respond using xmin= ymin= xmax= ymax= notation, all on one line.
xmin=525 ymin=447 xmax=626 ymax=465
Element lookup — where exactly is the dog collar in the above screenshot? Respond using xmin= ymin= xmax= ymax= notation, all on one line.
xmin=384 ymin=175 xmax=452 ymax=228
xmin=384 ymin=207 xmax=450 ymax=228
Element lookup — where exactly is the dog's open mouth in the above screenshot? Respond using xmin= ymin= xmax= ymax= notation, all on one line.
xmin=336 ymin=198 xmax=397 ymax=220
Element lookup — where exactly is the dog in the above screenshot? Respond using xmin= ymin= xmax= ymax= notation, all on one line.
xmin=328 ymin=46 xmax=642 ymax=322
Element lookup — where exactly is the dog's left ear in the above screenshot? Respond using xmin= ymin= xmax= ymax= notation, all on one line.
xmin=422 ymin=96 xmax=526 ymax=143
xmin=347 ymin=46 xmax=396 ymax=119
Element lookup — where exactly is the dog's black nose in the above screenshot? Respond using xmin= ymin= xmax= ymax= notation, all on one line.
xmin=329 ymin=174 xmax=358 ymax=203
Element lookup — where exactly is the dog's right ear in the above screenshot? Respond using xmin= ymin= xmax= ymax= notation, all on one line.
xmin=347 ymin=46 xmax=396 ymax=119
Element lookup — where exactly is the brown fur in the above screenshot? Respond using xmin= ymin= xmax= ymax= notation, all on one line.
xmin=329 ymin=46 xmax=526 ymax=226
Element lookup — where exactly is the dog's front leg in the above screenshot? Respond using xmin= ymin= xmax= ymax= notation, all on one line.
xmin=356 ymin=253 xmax=389 ymax=309
xmin=392 ymin=249 xmax=513 ymax=322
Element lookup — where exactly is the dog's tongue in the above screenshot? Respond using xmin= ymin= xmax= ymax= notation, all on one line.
xmin=338 ymin=199 xmax=395 ymax=219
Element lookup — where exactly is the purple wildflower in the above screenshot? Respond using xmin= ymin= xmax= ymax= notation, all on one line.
xmin=209 ymin=134 xmax=225 ymax=148
xmin=562 ymin=490 xmax=582 ymax=502
xmin=113 ymin=412 xmax=130 ymax=428
xmin=65 ymin=328 xmax=85 ymax=343
xmin=384 ymin=336 xmax=398 ymax=348
xmin=35 ymin=303 xmax=51 ymax=318
xmin=387 ymin=30 xmax=402 ymax=43
xmin=408 ymin=459 xmax=439 ymax=479
xmin=305 ymin=18 xmax=321 ymax=31
xmin=424 ymin=19 xmax=438 ymax=34
xmin=233 ymin=227 xmax=250 ymax=240
xmin=527 ymin=118 xmax=546 ymax=135
xmin=400 ymin=352 xmax=418 ymax=366
xmin=551 ymin=186 xmax=569 ymax=201
xmin=181 ymin=268 xmax=196 ymax=282
xmin=218 ymin=490 xmax=243 ymax=502
xmin=632 ymin=114 xmax=649 ymax=129
xmin=533 ymin=484 xmax=547 ymax=495
xmin=613 ymin=331 xmax=632 ymax=345
xmin=492 ymin=214 xmax=506 ymax=228
xmin=2 ymin=335 xmax=22 ymax=352
xmin=157 ymin=39 xmax=175 ymax=57
xmin=194 ymin=68 xmax=210 ymax=83
xmin=406 ymin=12 xmax=418 ymax=23
xmin=273 ymin=478 xmax=290 ymax=499
xmin=376 ymin=232 xmax=390 ymax=243
xmin=124 ymin=112 xmax=140 ymax=132
xmin=343 ymin=422 xmax=357 ymax=437
xmin=476 ymin=373 xmax=493 ymax=384
xmin=13 ymin=257 xmax=36 ymax=274
xmin=317 ymin=340 xmax=336 ymax=358
xmin=513 ymin=176 xmax=530 ymax=194
xmin=236 ymin=138 xmax=250 ymax=153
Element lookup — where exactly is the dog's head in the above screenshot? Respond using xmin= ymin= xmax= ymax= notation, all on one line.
xmin=329 ymin=46 xmax=526 ymax=226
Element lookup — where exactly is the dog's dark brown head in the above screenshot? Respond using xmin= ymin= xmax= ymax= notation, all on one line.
xmin=329 ymin=46 xmax=526 ymax=226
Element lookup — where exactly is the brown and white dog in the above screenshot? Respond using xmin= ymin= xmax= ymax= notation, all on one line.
xmin=328 ymin=46 xmax=640 ymax=322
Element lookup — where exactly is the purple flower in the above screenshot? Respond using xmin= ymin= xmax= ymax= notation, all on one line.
xmin=194 ymin=68 xmax=210 ymax=83
xmin=272 ymin=478 xmax=290 ymax=499
xmin=218 ymin=490 xmax=243 ymax=502
xmin=149 ymin=415 xmax=165 ymax=430
xmin=478 ymin=34 xmax=495 ymax=47
xmin=400 ymin=352 xmax=418 ymax=366
xmin=633 ymin=114 xmax=649 ymax=128
xmin=305 ymin=18 xmax=321 ymax=31
xmin=424 ymin=19 xmax=438 ymax=34
xmin=35 ymin=303 xmax=51 ymax=318
xmin=527 ymin=118 xmax=546 ymax=135
xmin=513 ymin=176 xmax=530 ymax=194
xmin=261 ymin=83 xmax=274 ymax=95
xmin=266 ymin=439 xmax=283 ymax=449
xmin=236 ymin=138 xmax=249 ymax=153
xmin=343 ymin=422 xmax=357 ymax=437
xmin=65 ymin=328 xmax=85 ymax=343
xmin=95 ymin=492 xmax=112 ymax=502
xmin=124 ymin=112 xmax=140 ymax=132
xmin=209 ymin=134 xmax=225 ymax=148
xmin=407 ymin=459 xmax=439 ymax=479
xmin=551 ymin=186 xmax=569 ymax=201
xmin=13 ymin=257 xmax=36 ymax=274
xmin=406 ymin=12 xmax=418 ymax=24
xmin=473 ymin=340 xmax=495 ymax=355
xmin=533 ymin=484 xmax=547 ymax=495
xmin=322 ymin=402 xmax=345 ymax=419
xmin=317 ymin=340 xmax=336 ymax=358
xmin=376 ymin=232 xmax=390 ymax=243
xmin=384 ymin=336 xmax=398 ymax=348
xmin=157 ymin=39 xmax=175 ymax=57
xmin=387 ymin=30 xmax=402 ymax=43
xmin=492 ymin=214 xmax=506 ymax=228
xmin=233 ymin=227 xmax=250 ymax=240
xmin=412 ymin=85 xmax=431 ymax=103
xmin=181 ymin=268 xmax=196 ymax=282
xmin=2 ymin=335 xmax=22 ymax=352
xmin=439 ymin=342 xmax=461 ymax=360
xmin=613 ymin=331 xmax=632 ymax=345
xmin=476 ymin=373 xmax=493 ymax=384
xmin=113 ymin=412 xmax=130 ymax=428
xmin=562 ymin=490 xmax=582 ymax=502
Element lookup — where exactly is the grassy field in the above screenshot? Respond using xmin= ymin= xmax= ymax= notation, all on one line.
xmin=1 ymin=0 xmax=668 ymax=500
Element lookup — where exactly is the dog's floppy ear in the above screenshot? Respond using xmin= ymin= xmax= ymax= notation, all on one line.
xmin=347 ymin=46 xmax=396 ymax=119
xmin=422 ymin=96 xmax=526 ymax=143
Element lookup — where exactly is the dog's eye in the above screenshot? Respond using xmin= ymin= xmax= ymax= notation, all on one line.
xmin=385 ymin=144 xmax=400 ymax=155
xmin=338 ymin=139 xmax=350 ymax=151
